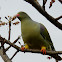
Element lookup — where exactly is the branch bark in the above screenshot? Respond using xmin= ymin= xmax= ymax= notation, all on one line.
xmin=0 ymin=48 xmax=12 ymax=62
xmin=24 ymin=0 xmax=62 ymax=30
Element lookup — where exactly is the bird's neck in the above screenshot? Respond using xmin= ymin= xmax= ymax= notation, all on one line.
xmin=21 ymin=17 xmax=33 ymax=28
xmin=21 ymin=17 xmax=32 ymax=23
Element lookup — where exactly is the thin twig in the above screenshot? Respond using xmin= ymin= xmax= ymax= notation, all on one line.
xmin=5 ymin=17 xmax=8 ymax=21
xmin=8 ymin=17 xmax=11 ymax=41
xmin=10 ymin=50 xmax=19 ymax=60
xmin=5 ymin=16 xmax=11 ymax=40
xmin=55 ymin=16 xmax=62 ymax=20
xmin=43 ymin=0 xmax=45 ymax=10
xmin=5 ymin=36 xmax=20 ymax=52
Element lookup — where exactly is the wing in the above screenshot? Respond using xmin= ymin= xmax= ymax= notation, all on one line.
xmin=39 ymin=23 xmax=55 ymax=51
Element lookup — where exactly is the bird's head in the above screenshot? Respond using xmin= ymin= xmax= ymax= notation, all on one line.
xmin=12 ymin=12 xmax=30 ymax=21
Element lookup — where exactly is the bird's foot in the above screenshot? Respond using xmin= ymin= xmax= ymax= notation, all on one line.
xmin=21 ymin=44 xmax=29 ymax=51
xmin=25 ymin=44 xmax=29 ymax=49
xmin=41 ymin=46 xmax=46 ymax=55
xmin=47 ymin=56 xmax=52 ymax=59
xmin=21 ymin=45 xmax=25 ymax=51
xmin=41 ymin=48 xmax=46 ymax=55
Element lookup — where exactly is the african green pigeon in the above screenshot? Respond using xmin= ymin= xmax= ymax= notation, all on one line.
xmin=12 ymin=12 xmax=61 ymax=61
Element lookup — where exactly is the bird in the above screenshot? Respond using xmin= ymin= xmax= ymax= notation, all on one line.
xmin=12 ymin=11 xmax=62 ymax=61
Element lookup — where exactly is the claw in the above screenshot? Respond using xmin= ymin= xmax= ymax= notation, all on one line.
xmin=41 ymin=46 xmax=46 ymax=55
xmin=21 ymin=44 xmax=29 ymax=51
xmin=41 ymin=48 xmax=46 ymax=55
xmin=21 ymin=46 xmax=25 ymax=51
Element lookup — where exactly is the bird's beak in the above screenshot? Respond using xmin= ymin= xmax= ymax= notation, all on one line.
xmin=12 ymin=14 xmax=20 ymax=21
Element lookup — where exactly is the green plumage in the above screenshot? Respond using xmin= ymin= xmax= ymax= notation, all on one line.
xmin=15 ymin=12 xmax=61 ymax=61
xmin=17 ymin=12 xmax=54 ymax=50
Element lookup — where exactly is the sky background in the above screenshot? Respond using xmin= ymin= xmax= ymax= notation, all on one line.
xmin=0 ymin=0 xmax=62 ymax=62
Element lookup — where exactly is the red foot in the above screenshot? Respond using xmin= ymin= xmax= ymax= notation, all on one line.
xmin=41 ymin=48 xmax=46 ymax=55
xmin=47 ymin=57 xmax=52 ymax=59
xmin=21 ymin=47 xmax=25 ymax=51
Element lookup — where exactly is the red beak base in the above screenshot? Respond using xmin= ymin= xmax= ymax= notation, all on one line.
xmin=16 ymin=14 xmax=20 ymax=17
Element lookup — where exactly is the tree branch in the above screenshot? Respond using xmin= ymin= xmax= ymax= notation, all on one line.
xmin=5 ymin=36 xmax=20 ymax=52
xmin=10 ymin=50 xmax=19 ymax=60
xmin=24 ymin=0 xmax=62 ymax=30
xmin=8 ymin=19 xmax=11 ymax=41
xmin=0 ymin=48 xmax=12 ymax=62
xmin=0 ymin=36 xmax=62 ymax=61
xmin=55 ymin=16 xmax=62 ymax=20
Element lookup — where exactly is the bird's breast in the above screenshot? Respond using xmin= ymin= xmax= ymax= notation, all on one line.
xmin=21 ymin=21 xmax=40 ymax=43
